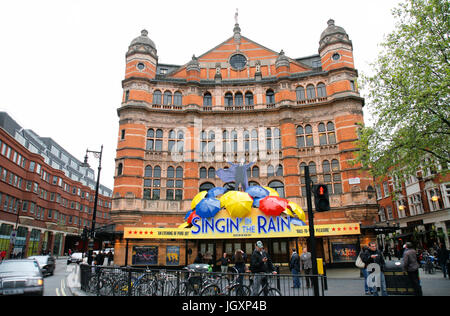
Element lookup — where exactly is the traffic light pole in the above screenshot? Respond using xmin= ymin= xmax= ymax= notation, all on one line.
xmin=304 ymin=166 xmax=320 ymax=296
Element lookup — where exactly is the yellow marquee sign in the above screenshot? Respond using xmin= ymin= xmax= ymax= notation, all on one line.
xmin=124 ymin=215 xmax=360 ymax=240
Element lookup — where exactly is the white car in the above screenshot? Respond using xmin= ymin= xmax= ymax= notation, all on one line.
xmin=67 ymin=252 xmax=84 ymax=265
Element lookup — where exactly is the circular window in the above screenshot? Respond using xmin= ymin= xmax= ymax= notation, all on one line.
xmin=137 ymin=62 xmax=145 ymax=70
xmin=229 ymin=54 xmax=247 ymax=70
xmin=332 ymin=53 xmax=341 ymax=61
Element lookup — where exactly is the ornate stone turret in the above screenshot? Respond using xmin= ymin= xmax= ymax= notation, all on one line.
xmin=125 ymin=29 xmax=158 ymax=80
xmin=275 ymin=50 xmax=290 ymax=78
xmin=319 ymin=19 xmax=352 ymax=53
xmin=127 ymin=29 xmax=157 ymax=59
xmin=186 ymin=55 xmax=201 ymax=82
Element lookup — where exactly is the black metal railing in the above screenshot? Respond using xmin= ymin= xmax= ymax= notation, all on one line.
xmin=80 ymin=264 xmax=326 ymax=296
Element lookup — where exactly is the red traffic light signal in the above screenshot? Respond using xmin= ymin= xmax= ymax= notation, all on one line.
xmin=313 ymin=184 xmax=330 ymax=212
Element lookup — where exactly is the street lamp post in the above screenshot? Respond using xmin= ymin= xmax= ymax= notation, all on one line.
xmin=81 ymin=145 xmax=103 ymax=265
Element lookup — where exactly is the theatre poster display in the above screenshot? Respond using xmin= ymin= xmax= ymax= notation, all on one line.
xmin=132 ymin=246 xmax=158 ymax=265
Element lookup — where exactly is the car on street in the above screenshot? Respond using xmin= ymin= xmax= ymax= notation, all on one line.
xmin=28 ymin=255 xmax=56 ymax=276
xmin=67 ymin=252 xmax=84 ymax=265
xmin=0 ymin=259 xmax=44 ymax=296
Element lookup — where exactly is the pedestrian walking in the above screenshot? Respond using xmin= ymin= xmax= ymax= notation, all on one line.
xmin=289 ymin=248 xmax=301 ymax=288
xmin=361 ymin=241 xmax=388 ymax=296
xmin=358 ymin=246 xmax=371 ymax=295
xmin=403 ymin=242 xmax=423 ymax=296
xmin=300 ymin=247 xmax=313 ymax=288
xmin=233 ymin=249 xmax=247 ymax=285
xmin=249 ymin=240 xmax=277 ymax=296
xmin=436 ymin=243 xmax=449 ymax=279
xmin=107 ymin=250 xmax=114 ymax=266
xmin=220 ymin=252 xmax=230 ymax=274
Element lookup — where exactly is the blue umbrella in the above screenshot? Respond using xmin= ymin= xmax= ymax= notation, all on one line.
xmin=184 ymin=209 xmax=193 ymax=221
xmin=206 ymin=187 xmax=227 ymax=198
xmin=195 ymin=198 xmax=221 ymax=218
xmin=245 ymin=186 xmax=269 ymax=207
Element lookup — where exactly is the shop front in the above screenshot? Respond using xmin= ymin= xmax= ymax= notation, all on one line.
xmin=119 ymin=208 xmax=361 ymax=269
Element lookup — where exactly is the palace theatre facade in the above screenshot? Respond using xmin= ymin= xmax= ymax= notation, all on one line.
xmin=111 ymin=19 xmax=379 ymax=268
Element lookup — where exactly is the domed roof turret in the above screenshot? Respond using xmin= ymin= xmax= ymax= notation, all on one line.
xmin=319 ymin=19 xmax=352 ymax=52
xmin=127 ymin=29 xmax=157 ymax=57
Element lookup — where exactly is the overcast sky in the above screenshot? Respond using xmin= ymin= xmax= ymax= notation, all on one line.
xmin=0 ymin=0 xmax=402 ymax=189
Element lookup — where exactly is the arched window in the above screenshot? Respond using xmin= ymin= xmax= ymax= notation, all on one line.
xmin=266 ymin=89 xmax=275 ymax=104
xmin=245 ymin=92 xmax=254 ymax=105
xmin=327 ymin=122 xmax=336 ymax=144
xmin=252 ymin=166 xmax=259 ymax=178
xmin=251 ymin=129 xmax=258 ymax=152
xmin=267 ymin=165 xmax=274 ymax=177
xmin=296 ymin=126 xmax=305 ymax=148
xmin=166 ymin=166 xmax=182 ymax=201
xmin=225 ymin=92 xmax=233 ymax=106
xmin=167 ymin=166 xmax=174 ymax=178
xmin=249 ymin=181 xmax=260 ymax=187
xmin=200 ymin=167 xmax=207 ymax=179
xmin=296 ymin=86 xmax=306 ymax=101
xmin=276 ymin=164 xmax=283 ymax=176
xmin=269 ymin=180 xmax=285 ymax=198
xmin=231 ymin=130 xmax=238 ymax=153
xmin=244 ymin=130 xmax=250 ymax=153
xmin=203 ymin=92 xmax=212 ymax=106
xmin=153 ymin=166 xmax=161 ymax=178
xmin=274 ymin=128 xmax=281 ymax=150
xmin=317 ymin=83 xmax=327 ymax=98
xmin=266 ymin=128 xmax=272 ymax=150
xmin=154 ymin=129 xmax=163 ymax=151
xmin=199 ymin=182 xmax=215 ymax=192
xmin=153 ymin=90 xmax=162 ymax=105
xmin=222 ymin=130 xmax=229 ymax=153
xmin=176 ymin=166 xmax=183 ymax=178
xmin=163 ymin=91 xmax=172 ymax=105
xmin=143 ymin=165 xmax=160 ymax=200
xmin=145 ymin=165 xmax=152 ymax=177
xmin=306 ymin=84 xmax=316 ymax=100
xmin=173 ymin=91 xmax=182 ymax=106
xmin=323 ymin=159 xmax=342 ymax=195
xmin=208 ymin=167 xmax=215 ymax=179
xmin=235 ymin=92 xmax=243 ymax=106
xmin=305 ymin=125 xmax=314 ymax=147
xmin=168 ymin=130 xmax=176 ymax=152
xmin=117 ymin=163 xmax=123 ymax=176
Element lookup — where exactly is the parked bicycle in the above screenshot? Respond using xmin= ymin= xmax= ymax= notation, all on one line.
xmin=248 ymin=273 xmax=281 ymax=296
xmin=200 ymin=267 xmax=251 ymax=296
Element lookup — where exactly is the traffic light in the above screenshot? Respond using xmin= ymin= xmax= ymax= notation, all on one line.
xmin=313 ymin=184 xmax=330 ymax=212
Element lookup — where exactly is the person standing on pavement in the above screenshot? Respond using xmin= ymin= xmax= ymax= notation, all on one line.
xmin=249 ymin=241 xmax=277 ymax=296
xmin=220 ymin=252 xmax=230 ymax=274
xmin=361 ymin=241 xmax=388 ymax=296
xmin=403 ymin=242 xmax=423 ymax=296
xmin=359 ymin=246 xmax=371 ymax=295
xmin=436 ymin=243 xmax=449 ymax=279
xmin=289 ymin=248 xmax=301 ymax=288
xmin=300 ymin=247 xmax=313 ymax=288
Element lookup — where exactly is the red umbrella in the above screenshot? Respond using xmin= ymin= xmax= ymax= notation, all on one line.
xmin=259 ymin=196 xmax=289 ymax=216
xmin=187 ymin=210 xmax=200 ymax=224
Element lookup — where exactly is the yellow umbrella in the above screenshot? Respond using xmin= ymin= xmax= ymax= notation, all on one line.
xmin=222 ymin=191 xmax=253 ymax=218
xmin=286 ymin=201 xmax=306 ymax=222
xmin=191 ymin=191 xmax=207 ymax=210
xmin=178 ymin=222 xmax=190 ymax=229
xmin=219 ymin=190 xmax=237 ymax=208
xmin=263 ymin=186 xmax=279 ymax=197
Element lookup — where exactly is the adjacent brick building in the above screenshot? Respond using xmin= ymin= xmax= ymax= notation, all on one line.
xmin=0 ymin=112 xmax=113 ymax=258
xmin=111 ymin=19 xmax=379 ymax=267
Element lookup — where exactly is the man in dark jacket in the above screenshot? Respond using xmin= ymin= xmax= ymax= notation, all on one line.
xmin=437 ymin=243 xmax=449 ymax=279
xmin=250 ymin=241 xmax=276 ymax=295
xmin=290 ymin=248 xmax=301 ymax=288
xmin=403 ymin=242 xmax=422 ymax=296
xmin=361 ymin=241 xmax=388 ymax=296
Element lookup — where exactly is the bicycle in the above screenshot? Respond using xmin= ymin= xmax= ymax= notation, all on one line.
xmin=86 ymin=266 xmax=116 ymax=296
xmin=112 ymin=268 xmax=153 ymax=296
xmin=248 ymin=273 xmax=281 ymax=296
xmin=200 ymin=267 xmax=251 ymax=296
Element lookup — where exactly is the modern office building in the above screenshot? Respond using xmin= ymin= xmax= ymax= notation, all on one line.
xmin=111 ymin=19 xmax=379 ymax=267
xmin=0 ymin=112 xmax=113 ymax=257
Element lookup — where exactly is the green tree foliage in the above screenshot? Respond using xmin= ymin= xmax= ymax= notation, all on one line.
xmin=356 ymin=0 xmax=449 ymax=181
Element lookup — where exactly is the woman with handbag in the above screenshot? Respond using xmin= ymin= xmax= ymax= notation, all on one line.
xmin=356 ymin=246 xmax=371 ymax=295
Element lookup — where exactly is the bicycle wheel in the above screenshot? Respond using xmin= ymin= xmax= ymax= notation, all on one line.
xmin=201 ymin=284 xmax=221 ymax=296
xmin=265 ymin=288 xmax=282 ymax=296
xmin=173 ymin=281 xmax=190 ymax=296
xmin=112 ymin=279 xmax=131 ymax=296
xmin=228 ymin=284 xmax=251 ymax=296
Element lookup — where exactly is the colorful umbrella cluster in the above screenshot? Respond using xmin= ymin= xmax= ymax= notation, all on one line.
xmin=179 ymin=185 xmax=306 ymax=227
